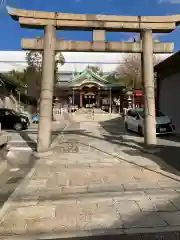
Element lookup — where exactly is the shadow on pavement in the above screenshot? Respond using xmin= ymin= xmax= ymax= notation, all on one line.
xmin=159 ymin=134 xmax=180 ymax=144
xmin=3 ymin=192 xmax=180 ymax=239
xmin=59 ymin=128 xmax=180 ymax=179
xmin=44 ymin=232 xmax=180 ymax=240
xmin=99 ymin=116 xmax=180 ymax=177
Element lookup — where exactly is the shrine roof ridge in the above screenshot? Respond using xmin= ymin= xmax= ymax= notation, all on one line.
xmin=6 ymin=6 xmax=180 ymax=25
xmin=71 ymin=67 xmax=108 ymax=83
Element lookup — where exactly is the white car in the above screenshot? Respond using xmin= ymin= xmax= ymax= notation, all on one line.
xmin=124 ymin=108 xmax=175 ymax=136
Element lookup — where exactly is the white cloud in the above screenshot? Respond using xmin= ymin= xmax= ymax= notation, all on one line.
xmin=0 ymin=0 xmax=6 ymax=10
xmin=159 ymin=0 xmax=180 ymax=4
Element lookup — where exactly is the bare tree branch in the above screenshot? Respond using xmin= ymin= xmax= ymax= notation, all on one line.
xmin=116 ymin=53 xmax=161 ymax=89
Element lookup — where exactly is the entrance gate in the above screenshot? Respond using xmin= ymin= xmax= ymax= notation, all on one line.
xmin=7 ymin=6 xmax=178 ymax=153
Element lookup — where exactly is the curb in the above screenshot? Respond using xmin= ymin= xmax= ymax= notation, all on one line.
xmin=139 ymin=147 xmax=161 ymax=154
xmin=107 ymin=136 xmax=180 ymax=180
xmin=129 ymin=143 xmax=180 ymax=180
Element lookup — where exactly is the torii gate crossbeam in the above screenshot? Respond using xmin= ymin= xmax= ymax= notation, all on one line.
xmin=7 ymin=6 xmax=179 ymax=154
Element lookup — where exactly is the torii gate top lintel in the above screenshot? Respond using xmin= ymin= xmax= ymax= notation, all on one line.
xmin=6 ymin=5 xmax=180 ymax=33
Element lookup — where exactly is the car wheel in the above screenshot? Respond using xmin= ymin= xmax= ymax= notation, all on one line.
xmin=14 ymin=123 xmax=23 ymax=131
xmin=125 ymin=122 xmax=129 ymax=131
xmin=138 ymin=126 xmax=143 ymax=136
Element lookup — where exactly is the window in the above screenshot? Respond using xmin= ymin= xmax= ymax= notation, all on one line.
xmin=127 ymin=110 xmax=132 ymax=116
xmin=138 ymin=110 xmax=145 ymax=118
xmin=127 ymin=110 xmax=137 ymax=118
xmin=137 ymin=109 xmax=165 ymax=118
xmin=5 ymin=110 xmax=11 ymax=116
xmin=4 ymin=110 xmax=15 ymax=116
xmin=156 ymin=110 xmax=165 ymax=117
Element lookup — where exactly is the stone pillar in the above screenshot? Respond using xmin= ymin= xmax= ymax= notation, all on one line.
xmin=80 ymin=92 xmax=83 ymax=108
xmin=37 ymin=24 xmax=56 ymax=153
xmin=93 ymin=30 xmax=105 ymax=42
xmin=142 ymin=29 xmax=156 ymax=147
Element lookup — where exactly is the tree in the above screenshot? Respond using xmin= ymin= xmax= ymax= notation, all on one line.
xmin=87 ymin=65 xmax=103 ymax=76
xmin=7 ymin=70 xmax=27 ymax=86
xmin=106 ymin=71 xmax=125 ymax=85
xmin=25 ymin=51 xmax=65 ymax=99
xmin=116 ymin=53 xmax=161 ymax=90
xmin=26 ymin=51 xmax=65 ymax=77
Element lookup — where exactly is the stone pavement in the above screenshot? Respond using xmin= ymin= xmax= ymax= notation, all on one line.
xmin=0 ymin=114 xmax=180 ymax=239
xmin=7 ymin=121 xmax=67 ymax=152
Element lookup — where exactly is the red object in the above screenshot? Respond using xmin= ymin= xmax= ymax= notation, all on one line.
xmin=135 ymin=90 xmax=143 ymax=97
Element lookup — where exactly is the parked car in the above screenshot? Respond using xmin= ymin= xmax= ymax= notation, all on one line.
xmin=20 ymin=111 xmax=32 ymax=123
xmin=0 ymin=108 xmax=30 ymax=131
xmin=124 ymin=108 xmax=175 ymax=136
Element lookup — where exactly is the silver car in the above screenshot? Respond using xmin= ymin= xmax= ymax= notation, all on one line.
xmin=124 ymin=108 xmax=175 ymax=136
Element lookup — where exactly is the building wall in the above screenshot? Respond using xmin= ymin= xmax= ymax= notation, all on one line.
xmin=57 ymin=73 xmax=72 ymax=82
xmin=159 ymin=72 xmax=180 ymax=133
xmin=0 ymin=85 xmax=18 ymax=110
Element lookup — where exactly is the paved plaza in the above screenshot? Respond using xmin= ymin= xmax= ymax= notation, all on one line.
xmin=0 ymin=112 xmax=180 ymax=239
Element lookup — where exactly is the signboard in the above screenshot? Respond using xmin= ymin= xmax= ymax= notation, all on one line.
xmin=135 ymin=90 xmax=143 ymax=97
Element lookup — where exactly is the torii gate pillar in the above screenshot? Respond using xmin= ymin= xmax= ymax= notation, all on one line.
xmin=37 ymin=24 xmax=56 ymax=153
xmin=142 ymin=29 xmax=156 ymax=147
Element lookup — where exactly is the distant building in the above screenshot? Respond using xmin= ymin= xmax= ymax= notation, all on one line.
xmin=54 ymin=66 xmax=123 ymax=112
xmin=154 ymin=51 xmax=180 ymax=133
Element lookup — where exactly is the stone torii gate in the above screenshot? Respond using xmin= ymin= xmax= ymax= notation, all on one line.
xmin=7 ymin=6 xmax=178 ymax=153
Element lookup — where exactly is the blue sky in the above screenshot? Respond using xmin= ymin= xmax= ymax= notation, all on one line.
xmin=0 ymin=0 xmax=180 ymax=51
